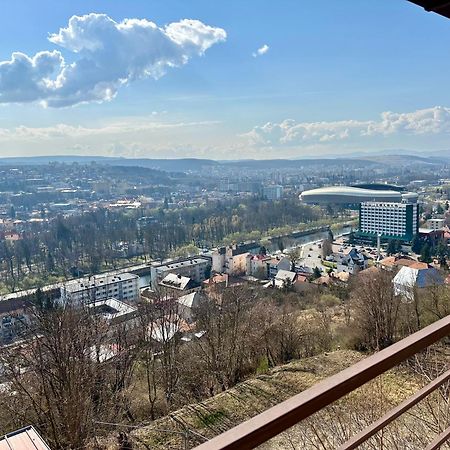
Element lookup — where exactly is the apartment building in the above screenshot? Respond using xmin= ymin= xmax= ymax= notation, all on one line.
xmin=60 ymin=272 xmax=140 ymax=304
xmin=150 ymin=256 xmax=211 ymax=288
xmin=212 ymin=242 xmax=260 ymax=275
xmin=263 ymin=185 xmax=283 ymax=200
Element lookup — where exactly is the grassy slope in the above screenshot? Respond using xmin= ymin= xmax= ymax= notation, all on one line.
xmin=110 ymin=350 xmax=434 ymax=450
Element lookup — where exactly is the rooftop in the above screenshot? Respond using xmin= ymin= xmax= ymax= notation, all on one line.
xmin=63 ymin=272 xmax=138 ymax=293
xmin=0 ymin=426 xmax=50 ymax=450
xmin=160 ymin=273 xmax=194 ymax=290
xmin=86 ymin=298 xmax=137 ymax=321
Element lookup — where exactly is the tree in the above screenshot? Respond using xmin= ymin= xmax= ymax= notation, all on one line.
xmin=137 ymin=289 xmax=183 ymax=413
xmin=322 ymin=239 xmax=333 ymax=258
xmin=348 ymin=231 xmax=356 ymax=244
xmin=327 ymin=229 xmax=334 ymax=242
xmin=411 ymin=235 xmax=423 ymax=255
xmin=386 ymin=240 xmax=397 ymax=256
xmin=420 ymin=244 xmax=432 ymax=263
xmin=351 ymin=269 xmax=400 ymax=350
xmin=192 ymin=286 xmax=257 ymax=394
xmin=0 ymin=294 xmax=135 ymax=449
xmin=287 ymin=247 xmax=302 ymax=271
xmin=312 ymin=266 xmax=322 ymax=279
xmin=436 ymin=242 xmax=448 ymax=269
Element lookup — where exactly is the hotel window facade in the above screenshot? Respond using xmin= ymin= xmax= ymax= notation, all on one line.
xmin=359 ymin=201 xmax=418 ymax=242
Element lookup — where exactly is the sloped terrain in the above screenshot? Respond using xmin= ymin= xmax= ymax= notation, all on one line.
xmin=97 ymin=349 xmax=445 ymax=450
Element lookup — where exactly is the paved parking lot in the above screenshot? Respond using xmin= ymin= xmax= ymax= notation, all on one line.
xmin=299 ymin=238 xmax=387 ymax=274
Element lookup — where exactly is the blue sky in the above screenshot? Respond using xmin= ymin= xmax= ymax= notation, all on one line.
xmin=1 ymin=0 xmax=450 ymax=159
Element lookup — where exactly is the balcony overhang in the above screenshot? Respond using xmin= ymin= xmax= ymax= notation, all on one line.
xmin=408 ymin=1 xmax=450 ymax=19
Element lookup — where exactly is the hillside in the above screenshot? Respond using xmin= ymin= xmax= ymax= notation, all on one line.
xmin=0 ymin=154 xmax=448 ymax=173
xmin=94 ymin=350 xmax=444 ymax=449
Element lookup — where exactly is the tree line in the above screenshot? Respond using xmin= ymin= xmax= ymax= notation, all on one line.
xmin=0 ymin=198 xmax=323 ymax=292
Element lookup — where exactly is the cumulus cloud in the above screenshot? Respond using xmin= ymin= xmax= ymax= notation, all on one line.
xmin=252 ymin=44 xmax=269 ymax=58
xmin=244 ymin=106 xmax=450 ymax=147
xmin=0 ymin=13 xmax=226 ymax=107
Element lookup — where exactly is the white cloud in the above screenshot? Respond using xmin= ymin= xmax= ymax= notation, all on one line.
xmin=0 ymin=13 xmax=226 ymax=107
xmin=244 ymin=106 xmax=450 ymax=147
xmin=252 ymin=44 xmax=269 ymax=58
xmin=0 ymin=119 xmax=221 ymax=141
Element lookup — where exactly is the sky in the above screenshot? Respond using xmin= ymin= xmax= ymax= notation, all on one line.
xmin=1 ymin=0 xmax=450 ymax=160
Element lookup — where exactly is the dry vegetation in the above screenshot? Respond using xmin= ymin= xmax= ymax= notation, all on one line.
xmin=0 ymin=267 xmax=450 ymax=449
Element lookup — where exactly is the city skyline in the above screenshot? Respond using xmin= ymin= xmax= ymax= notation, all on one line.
xmin=1 ymin=0 xmax=450 ymax=159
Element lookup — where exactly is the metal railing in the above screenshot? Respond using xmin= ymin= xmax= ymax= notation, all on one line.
xmin=194 ymin=315 xmax=450 ymax=450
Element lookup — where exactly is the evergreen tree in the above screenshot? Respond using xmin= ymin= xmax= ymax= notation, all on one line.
xmin=411 ymin=235 xmax=423 ymax=255
xmin=420 ymin=244 xmax=432 ymax=263
xmin=386 ymin=240 xmax=397 ymax=256
xmin=348 ymin=231 xmax=355 ymax=244
xmin=327 ymin=229 xmax=334 ymax=242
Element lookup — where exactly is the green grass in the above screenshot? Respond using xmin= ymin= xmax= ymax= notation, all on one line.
xmin=197 ymin=410 xmax=226 ymax=427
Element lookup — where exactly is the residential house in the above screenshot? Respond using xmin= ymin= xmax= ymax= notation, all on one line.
xmin=264 ymin=269 xmax=308 ymax=291
xmin=380 ymin=256 xmax=429 ymax=271
xmin=158 ymin=273 xmax=201 ymax=294
xmin=212 ymin=242 xmax=260 ymax=275
xmin=177 ymin=291 xmax=203 ymax=323
xmin=268 ymin=256 xmax=292 ymax=278
xmin=248 ymin=254 xmax=271 ymax=278
xmin=336 ymin=248 xmax=369 ymax=274
xmin=393 ymin=266 xmax=444 ymax=302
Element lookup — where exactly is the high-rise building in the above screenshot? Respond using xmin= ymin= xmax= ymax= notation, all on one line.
xmin=263 ymin=185 xmax=283 ymax=200
xmin=358 ymin=195 xmax=419 ymax=242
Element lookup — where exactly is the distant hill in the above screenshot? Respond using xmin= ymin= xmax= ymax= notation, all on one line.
xmin=357 ymin=154 xmax=449 ymax=166
xmin=0 ymin=153 xmax=448 ymax=173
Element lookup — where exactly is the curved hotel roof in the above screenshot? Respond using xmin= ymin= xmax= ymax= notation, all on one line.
xmin=299 ymin=186 xmax=417 ymax=204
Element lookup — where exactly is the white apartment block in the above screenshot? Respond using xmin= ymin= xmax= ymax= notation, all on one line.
xmin=60 ymin=272 xmax=140 ymax=304
xmin=359 ymin=200 xmax=418 ymax=242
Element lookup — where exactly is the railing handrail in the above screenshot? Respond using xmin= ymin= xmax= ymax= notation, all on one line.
xmin=194 ymin=315 xmax=450 ymax=450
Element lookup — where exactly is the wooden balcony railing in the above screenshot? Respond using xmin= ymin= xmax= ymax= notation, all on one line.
xmin=194 ymin=315 xmax=450 ymax=450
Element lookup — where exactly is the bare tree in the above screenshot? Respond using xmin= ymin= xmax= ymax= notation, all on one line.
xmin=136 ymin=288 xmax=183 ymax=415
xmin=351 ymin=269 xmax=401 ymax=351
xmin=0 ymin=292 xmax=134 ymax=449
xmin=287 ymin=247 xmax=302 ymax=271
